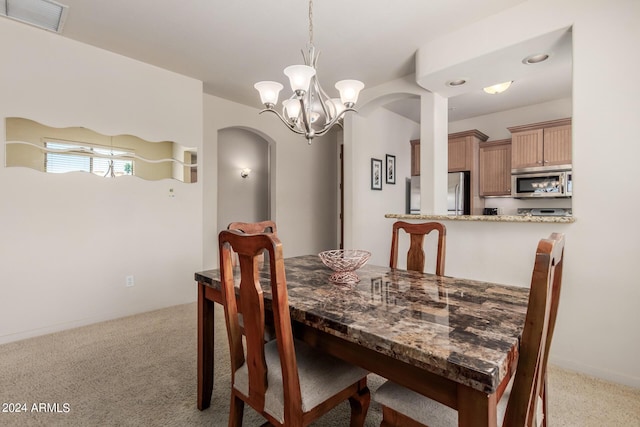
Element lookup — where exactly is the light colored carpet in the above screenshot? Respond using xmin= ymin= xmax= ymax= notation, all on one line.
xmin=0 ymin=302 xmax=637 ymax=426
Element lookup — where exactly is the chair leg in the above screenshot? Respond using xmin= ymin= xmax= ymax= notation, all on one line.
xmin=541 ymin=377 xmax=548 ymax=427
xmin=228 ymin=393 xmax=244 ymax=427
xmin=348 ymin=379 xmax=371 ymax=427
xmin=380 ymin=406 xmax=394 ymax=427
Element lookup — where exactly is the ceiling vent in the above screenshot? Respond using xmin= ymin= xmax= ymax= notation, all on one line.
xmin=1 ymin=0 xmax=68 ymax=33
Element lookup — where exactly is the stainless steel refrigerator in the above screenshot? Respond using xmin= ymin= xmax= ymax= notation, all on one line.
xmin=407 ymin=176 xmax=421 ymax=214
xmin=447 ymin=172 xmax=470 ymax=215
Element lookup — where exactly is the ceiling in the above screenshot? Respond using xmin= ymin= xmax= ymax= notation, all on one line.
xmin=387 ymin=27 xmax=573 ymax=122
xmin=24 ymin=0 xmax=571 ymax=123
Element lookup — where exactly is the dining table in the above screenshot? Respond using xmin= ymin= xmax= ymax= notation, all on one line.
xmin=195 ymin=254 xmax=530 ymax=427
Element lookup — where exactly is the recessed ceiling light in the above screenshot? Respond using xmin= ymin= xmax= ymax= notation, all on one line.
xmin=0 ymin=0 xmax=68 ymax=33
xmin=447 ymin=79 xmax=467 ymax=87
xmin=483 ymin=81 xmax=513 ymax=95
xmin=523 ymin=53 xmax=550 ymax=64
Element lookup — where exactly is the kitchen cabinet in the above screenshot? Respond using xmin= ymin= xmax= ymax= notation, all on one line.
xmin=448 ymin=136 xmax=471 ymax=172
xmin=448 ymin=130 xmax=488 ymax=172
xmin=508 ymin=118 xmax=572 ymax=170
xmin=479 ymin=139 xmax=511 ymax=196
xmin=409 ymin=130 xmax=489 ymax=176
xmin=410 ymin=139 xmax=420 ymax=176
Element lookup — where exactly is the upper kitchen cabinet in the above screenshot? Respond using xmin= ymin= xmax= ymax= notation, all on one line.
xmin=479 ymin=139 xmax=511 ymax=197
xmin=448 ymin=129 xmax=489 ymax=172
xmin=508 ymin=118 xmax=572 ymax=171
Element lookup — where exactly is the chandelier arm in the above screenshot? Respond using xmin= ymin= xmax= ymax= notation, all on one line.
xmin=258 ymin=108 xmax=307 ymax=136
xmin=298 ymin=97 xmax=314 ymax=136
xmin=311 ymin=77 xmax=333 ymax=120
xmin=313 ymin=107 xmax=357 ymax=137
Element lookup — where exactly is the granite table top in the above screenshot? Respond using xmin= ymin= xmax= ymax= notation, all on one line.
xmin=195 ymin=255 xmax=529 ymax=394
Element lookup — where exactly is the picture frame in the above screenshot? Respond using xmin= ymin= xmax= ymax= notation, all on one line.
xmin=371 ymin=158 xmax=383 ymax=190
xmin=386 ymin=154 xmax=396 ymax=184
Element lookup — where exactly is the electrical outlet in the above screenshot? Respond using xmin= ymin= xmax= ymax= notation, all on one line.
xmin=125 ymin=275 xmax=135 ymax=287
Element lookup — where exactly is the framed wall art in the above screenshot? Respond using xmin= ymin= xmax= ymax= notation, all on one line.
xmin=386 ymin=154 xmax=396 ymax=184
xmin=371 ymin=158 xmax=382 ymax=190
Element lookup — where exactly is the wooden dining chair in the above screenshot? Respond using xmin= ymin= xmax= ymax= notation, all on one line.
xmin=227 ymin=220 xmax=277 ymax=265
xmin=218 ymin=229 xmax=370 ymax=427
xmin=227 ymin=220 xmax=277 ymax=235
xmin=375 ymin=232 xmax=565 ymax=427
xmin=227 ymin=220 xmax=278 ymax=340
xmin=390 ymin=221 xmax=446 ymax=275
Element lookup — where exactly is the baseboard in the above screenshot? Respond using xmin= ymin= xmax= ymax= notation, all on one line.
xmin=0 ymin=300 xmax=196 ymax=346
xmin=550 ymin=356 xmax=640 ymax=389
xmin=0 ymin=312 xmax=128 ymax=345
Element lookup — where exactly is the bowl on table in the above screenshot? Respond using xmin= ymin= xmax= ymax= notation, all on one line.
xmin=318 ymin=249 xmax=371 ymax=284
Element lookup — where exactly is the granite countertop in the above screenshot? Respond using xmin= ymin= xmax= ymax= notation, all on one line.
xmin=196 ymin=255 xmax=529 ymax=393
xmin=385 ymin=213 xmax=576 ymax=223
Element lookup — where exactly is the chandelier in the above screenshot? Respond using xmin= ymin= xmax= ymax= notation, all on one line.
xmin=254 ymin=0 xmax=364 ymax=144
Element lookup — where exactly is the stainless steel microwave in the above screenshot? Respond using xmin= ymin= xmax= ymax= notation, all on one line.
xmin=512 ymin=169 xmax=572 ymax=198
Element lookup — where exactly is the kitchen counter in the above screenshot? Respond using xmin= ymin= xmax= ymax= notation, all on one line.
xmin=385 ymin=213 xmax=576 ymax=223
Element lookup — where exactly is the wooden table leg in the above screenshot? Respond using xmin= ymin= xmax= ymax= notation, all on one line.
xmin=197 ymin=282 xmax=215 ymax=410
xmin=457 ymin=384 xmax=497 ymax=427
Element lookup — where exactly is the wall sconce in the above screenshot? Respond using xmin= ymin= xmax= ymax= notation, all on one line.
xmin=240 ymin=168 xmax=251 ymax=178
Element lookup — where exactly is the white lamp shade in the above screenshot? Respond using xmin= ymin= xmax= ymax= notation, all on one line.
xmin=335 ymin=80 xmax=364 ymax=105
xmin=284 ymin=65 xmax=316 ymax=92
xmin=283 ymin=99 xmax=301 ymax=120
xmin=254 ymin=81 xmax=284 ymax=105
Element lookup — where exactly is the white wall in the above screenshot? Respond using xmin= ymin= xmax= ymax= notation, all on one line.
xmin=346 ymin=0 xmax=639 ymax=387
xmin=349 ymin=106 xmax=420 ymax=267
xmin=203 ymin=94 xmax=339 ymax=270
xmin=0 ymin=19 xmax=203 ymax=343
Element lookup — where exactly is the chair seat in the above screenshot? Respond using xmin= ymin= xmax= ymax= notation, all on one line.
xmin=375 ymin=377 xmax=543 ymax=427
xmin=234 ymin=338 xmax=369 ymax=424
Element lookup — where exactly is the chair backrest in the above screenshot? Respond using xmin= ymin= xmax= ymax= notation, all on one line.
xmin=503 ymin=233 xmax=565 ymax=427
xmin=389 ymin=221 xmax=446 ymax=275
xmin=218 ymin=230 xmax=303 ymax=420
xmin=227 ymin=220 xmax=277 ymax=235
xmin=227 ymin=221 xmax=277 ymax=265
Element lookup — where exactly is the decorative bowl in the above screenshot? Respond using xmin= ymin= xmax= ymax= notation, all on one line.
xmin=318 ymin=249 xmax=371 ymax=284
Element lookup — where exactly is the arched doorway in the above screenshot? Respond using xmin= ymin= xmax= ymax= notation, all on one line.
xmin=217 ymin=127 xmax=272 ymax=232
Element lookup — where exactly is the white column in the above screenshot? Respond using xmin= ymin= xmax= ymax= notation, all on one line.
xmin=419 ymin=92 xmax=448 ymax=214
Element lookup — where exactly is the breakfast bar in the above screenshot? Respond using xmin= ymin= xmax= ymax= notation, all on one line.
xmin=385 ymin=213 xmax=576 ymax=223
xmin=195 ymin=255 xmax=530 ymax=426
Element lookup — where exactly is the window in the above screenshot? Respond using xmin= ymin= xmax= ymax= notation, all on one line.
xmin=45 ymin=141 xmax=134 ymax=177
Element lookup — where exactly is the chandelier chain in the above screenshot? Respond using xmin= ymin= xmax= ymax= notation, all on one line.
xmin=308 ymin=0 xmax=314 ymax=45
